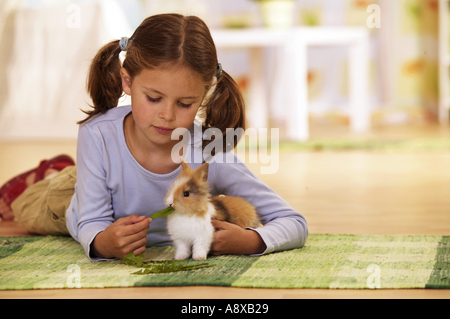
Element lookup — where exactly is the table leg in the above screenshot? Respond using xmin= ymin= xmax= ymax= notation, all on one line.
xmin=248 ymin=47 xmax=268 ymax=130
xmin=349 ymin=32 xmax=370 ymax=132
xmin=284 ymin=36 xmax=309 ymax=141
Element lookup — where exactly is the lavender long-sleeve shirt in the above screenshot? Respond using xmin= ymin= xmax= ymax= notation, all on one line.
xmin=65 ymin=105 xmax=308 ymax=261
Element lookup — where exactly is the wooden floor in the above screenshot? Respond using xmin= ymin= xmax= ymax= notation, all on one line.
xmin=1 ymin=124 xmax=450 ymax=299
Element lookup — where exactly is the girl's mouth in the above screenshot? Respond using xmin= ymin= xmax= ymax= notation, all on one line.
xmin=153 ymin=126 xmax=174 ymax=135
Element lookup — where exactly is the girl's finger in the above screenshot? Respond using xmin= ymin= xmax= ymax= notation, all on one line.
xmin=132 ymin=243 xmax=147 ymax=256
xmin=121 ymin=217 xmax=151 ymax=236
xmin=127 ymin=236 xmax=148 ymax=256
xmin=211 ymin=219 xmax=228 ymax=230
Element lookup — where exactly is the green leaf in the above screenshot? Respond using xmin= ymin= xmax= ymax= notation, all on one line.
xmin=150 ymin=207 xmax=175 ymax=219
xmin=130 ymin=260 xmax=216 ymax=275
xmin=131 ymin=268 xmax=153 ymax=275
xmin=122 ymin=252 xmax=144 ymax=267
xmin=122 ymin=253 xmax=216 ymax=275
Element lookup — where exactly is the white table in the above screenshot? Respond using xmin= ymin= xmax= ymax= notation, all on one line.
xmin=211 ymin=27 xmax=371 ymax=141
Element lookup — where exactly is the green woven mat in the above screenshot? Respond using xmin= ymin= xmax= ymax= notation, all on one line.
xmin=0 ymin=234 xmax=449 ymax=290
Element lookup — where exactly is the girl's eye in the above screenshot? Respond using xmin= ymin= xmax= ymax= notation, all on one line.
xmin=178 ymin=102 xmax=192 ymax=108
xmin=147 ymin=96 xmax=161 ymax=103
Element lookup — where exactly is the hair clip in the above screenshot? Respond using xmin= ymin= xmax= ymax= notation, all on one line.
xmin=216 ymin=63 xmax=223 ymax=78
xmin=119 ymin=37 xmax=129 ymax=51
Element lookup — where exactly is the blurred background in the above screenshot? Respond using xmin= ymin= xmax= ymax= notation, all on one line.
xmin=0 ymin=0 xmax=447 ymax=140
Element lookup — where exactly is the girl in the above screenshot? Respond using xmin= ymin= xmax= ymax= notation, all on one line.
xmin=0 ymin=14 xmax=308 ymax=261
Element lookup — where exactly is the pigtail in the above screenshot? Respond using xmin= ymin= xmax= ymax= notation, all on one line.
xmin=202 ymin=70 xmax=246 ymax=152
xmin=78 ymin=40 xmax=123 ymax=124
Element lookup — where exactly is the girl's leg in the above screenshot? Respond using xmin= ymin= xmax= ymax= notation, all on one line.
xmin=0 ymin=155 xmax=75 ymax=222
xmin=0 ymin=169 xmax=59 ymax=221
xmin=0 ymin=198 xmax=13 ymax=221
xmin=11 ymin=166 xmax=76 ymax=236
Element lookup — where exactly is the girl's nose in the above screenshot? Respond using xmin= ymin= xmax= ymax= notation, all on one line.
xmin=158 ymin=103 xmax=175 ymax=121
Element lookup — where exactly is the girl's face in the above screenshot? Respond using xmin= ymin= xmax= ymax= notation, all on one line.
xmin=121 ymin=64 xmax=205 ymax=151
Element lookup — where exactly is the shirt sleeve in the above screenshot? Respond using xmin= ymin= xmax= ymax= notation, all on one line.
xmin=75 ymin=124 xmax=116 ymax=261
xmin=210 ymin=152 xmax=308 ymax=255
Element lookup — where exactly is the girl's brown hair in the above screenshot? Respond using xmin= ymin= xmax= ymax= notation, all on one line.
xmin=80 ymin=13 xmax=245 ymax=151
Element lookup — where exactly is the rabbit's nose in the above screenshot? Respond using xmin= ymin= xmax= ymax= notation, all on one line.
xmin=169 ymin=203 xmax=173 ymax=208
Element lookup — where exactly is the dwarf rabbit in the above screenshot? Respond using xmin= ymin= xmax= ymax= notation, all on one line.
xmin=164 ymin=161 xmax=261 ymax=261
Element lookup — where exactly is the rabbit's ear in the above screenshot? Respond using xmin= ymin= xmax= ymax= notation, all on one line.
xmin=181 ymin=160 xmax=192 ymax=174
xmin=195 ymin=162 xmax=209 ymax=182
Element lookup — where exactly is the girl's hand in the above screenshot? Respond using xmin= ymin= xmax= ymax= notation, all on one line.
xmin=210 ymin=219 xmax=266 ymax=256
xmin=91 ymin=215 xmax=151 ymax=259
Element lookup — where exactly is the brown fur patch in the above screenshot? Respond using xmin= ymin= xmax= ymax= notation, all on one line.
xmin=211 ymin=197 xmax=230 ymax=221
xmin=212 ymin=195 xmax=262 ymax=228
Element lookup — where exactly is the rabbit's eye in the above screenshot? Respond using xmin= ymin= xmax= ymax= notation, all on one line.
xmin=184 ymin=191 xmax=190 ymax=197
